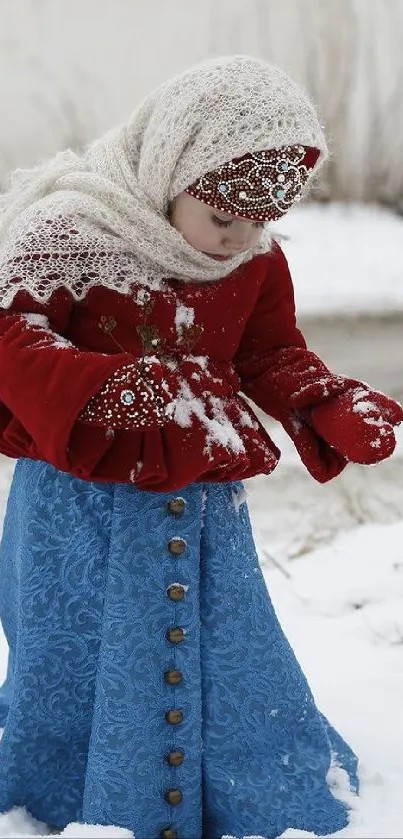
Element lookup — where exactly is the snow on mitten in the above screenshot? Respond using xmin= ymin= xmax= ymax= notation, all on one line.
xmin=78 ymin=358 xmax=174 ymax=430
xmin=309 ymin=383 xmax=403 ymax=464
xmin=239 ymin=346 xmax=350 ymax=481
xmin=264 ymin=396 xmax=348 ymax=482
xmin=261 ymin=346 xmax=348 ymax=408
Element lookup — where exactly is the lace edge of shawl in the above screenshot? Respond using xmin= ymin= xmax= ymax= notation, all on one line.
xmin=0 ymin=231 xmax=278 ymax=310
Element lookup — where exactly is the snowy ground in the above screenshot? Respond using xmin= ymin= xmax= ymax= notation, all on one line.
xmin=0 ymin=203 xmax=402 ymax=837
xmin=275 ymin=202 xmax=403 ymax=316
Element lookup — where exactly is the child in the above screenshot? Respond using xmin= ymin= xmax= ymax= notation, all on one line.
xmin=0 ymin=55 xmax=401 ymax=839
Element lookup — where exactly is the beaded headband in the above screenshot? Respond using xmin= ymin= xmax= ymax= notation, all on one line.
xmin=185 ymin=145 xmax=320 ymax=221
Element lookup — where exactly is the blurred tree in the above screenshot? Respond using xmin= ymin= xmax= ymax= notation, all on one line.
xmin=0 ymin=0 xmax=402 ymax=207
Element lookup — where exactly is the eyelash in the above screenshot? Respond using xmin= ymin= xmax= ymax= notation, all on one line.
xmin=212 ymin=215 xmax=264 ymax=229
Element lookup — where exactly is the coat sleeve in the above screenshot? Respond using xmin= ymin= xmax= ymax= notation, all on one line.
xmin=0 ymin=288 xmax=133 ymax=473
xmin=234 ymin=242 xmax=307 ymax=394
xmin=233 ymin=244 xmax=349 ymax=483
xmin=234 ymin=242 xmax=349 ymax=410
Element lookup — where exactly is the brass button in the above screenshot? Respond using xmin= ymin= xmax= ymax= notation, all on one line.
xmin=168 ymin=538 xmax=187 ymax=556
xmin=165 ymin=709 xmax=183 ymax=725
xmin=160 ymin=829 xmax=178 ymax=839
xmin=167 ymin=498 xmax=186 ymax=515
xmin=166 ymin=626 xmax=185 ymax=644
xmin=166 ymin=749 xmax=185 ymax=767
xmin=167 ymin=584 xmax=185 ymax=602
xmin=164 ymin=669 xmax=183 ymax=685
xmin=164 ymin=788 xmax=183 ymax=806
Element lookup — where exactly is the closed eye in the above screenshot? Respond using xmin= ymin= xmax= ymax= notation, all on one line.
xmin=212 ymin=216 xmax=232 ymax=227
xmin=212 ymin=215 xmax=265 ymax=229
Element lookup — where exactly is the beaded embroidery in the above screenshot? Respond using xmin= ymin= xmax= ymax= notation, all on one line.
xmin=185 ymin=145 xmax=320 ymax=221
xmin=78 ymin=363 xmax=168 ymax=430
xmin=83 ymin=301 xmax=204 ymax=429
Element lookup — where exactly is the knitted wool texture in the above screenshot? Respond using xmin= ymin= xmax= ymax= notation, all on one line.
xmin=0 ymin=55 xmax=328 ymax=307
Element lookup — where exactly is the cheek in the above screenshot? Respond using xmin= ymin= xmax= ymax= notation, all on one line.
xmin=180 ymin=218 xmax=218 ymax=250
xmin=242 ymin=226 xmax=263 ymax=247
xmin=251 ymin=227 xmax=263 ymax=244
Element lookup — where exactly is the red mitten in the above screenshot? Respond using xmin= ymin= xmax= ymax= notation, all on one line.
xmin=310 ymin=383 xmax=403 ymax=464
xmin=262 ymin=346 xmax=348 ymax=408
xmin=78 ymin=359 xmax=175 ymax=430
xmin=239 ymin=346 xmax=350 ymax=482
xmin=266 ymin=398 xmax=348 ymax=482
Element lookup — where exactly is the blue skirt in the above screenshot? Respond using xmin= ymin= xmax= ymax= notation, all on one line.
xmin=0 ymin=458 xmax=358 ymax=839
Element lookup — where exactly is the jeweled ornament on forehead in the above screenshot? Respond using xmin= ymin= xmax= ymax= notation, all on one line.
xmin=185 ymin=144 xmax=320 ymax=222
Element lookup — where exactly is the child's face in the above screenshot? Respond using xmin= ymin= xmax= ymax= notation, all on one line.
xmin=168 ymin=192 xmax=265 ymax=261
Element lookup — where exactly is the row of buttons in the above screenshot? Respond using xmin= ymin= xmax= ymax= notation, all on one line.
xmin=161 ymin=497 xmax=187 ymax=839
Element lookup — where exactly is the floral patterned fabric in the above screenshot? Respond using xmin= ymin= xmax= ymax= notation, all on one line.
xmin=0 ymin=459 xmax=358 ymax=838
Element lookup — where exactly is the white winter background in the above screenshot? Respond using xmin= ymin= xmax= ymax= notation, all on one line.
xmin=0 ymin=2 xmax=403 ymax=838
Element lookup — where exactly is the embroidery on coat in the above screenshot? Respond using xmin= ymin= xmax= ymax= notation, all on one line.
xmin=98 ymin=315 xmax=127 ymax=355
xmin=135 ymin=290 xmax=167 ymax=356
xmin=175 ymin=303 xmax=204 ymax=353
xmin=178 ymin=323 xmax=204 ymax=352
xmin=136 ymin=323 xmax=166 ymax=355
xmin=98 ymin=292 xmax=204 ymax=362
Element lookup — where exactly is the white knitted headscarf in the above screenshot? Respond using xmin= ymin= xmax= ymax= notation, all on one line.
xmin=0 ymin=55 xmax=327 ymax=307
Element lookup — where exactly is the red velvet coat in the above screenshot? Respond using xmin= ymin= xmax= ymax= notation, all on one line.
xmin=0 ymin=243 xmax=335 ymax=492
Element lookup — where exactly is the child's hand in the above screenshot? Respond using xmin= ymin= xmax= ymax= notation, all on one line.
xmin=275 ymin=401 xmax=348 ymax=482
xmin=239 ymin=345 xmax=402 ymax=479
xmin=309 ymin=384 xmax=403 ymax=464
